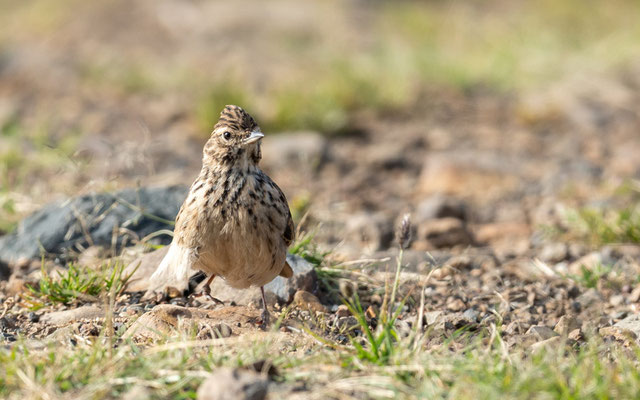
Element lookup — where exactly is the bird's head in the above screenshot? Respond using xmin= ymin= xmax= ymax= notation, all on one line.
xmin=203 ymin=105 xmax=263 ymax=167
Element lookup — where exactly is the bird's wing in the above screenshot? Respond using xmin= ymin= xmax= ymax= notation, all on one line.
xmin=268 ymin=176 xmax=295 ymax=247
xmin=147 ymin=180 xmax=211 ymax=293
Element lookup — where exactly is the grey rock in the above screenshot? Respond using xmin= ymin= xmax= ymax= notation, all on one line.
xmin=0 ymin=185 xmax=187 ymax=265
xmin=462 ymin=308 xmax=479 ymax=323
xmin=613 ymin=314 xmax=640 ymax=339
xmin=526 ymin=325 xmax=559 ymax=341
xmin=207 ymin=254 xmax=317 ymax=305
xmin=530 ymin=336 xmax=563 ymax=354
xmin=197 ymin=367 xmax=268 ymax=400
xmin=554 ymin=315 xmax=580 ymax=335
xmin=424 ymin=311 xmax=444 ymax=326
xmin=41 ymin=305 xmax=104 ymax=325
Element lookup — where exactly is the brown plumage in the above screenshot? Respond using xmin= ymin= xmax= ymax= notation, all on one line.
xmin=149 ymin=105 xmax=294 ymax=325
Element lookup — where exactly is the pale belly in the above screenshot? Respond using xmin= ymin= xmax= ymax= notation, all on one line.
xmin=194 ymin=229 xmax=287 ymax=289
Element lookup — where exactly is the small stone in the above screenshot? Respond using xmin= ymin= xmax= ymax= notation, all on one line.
xmin=41 ymin=305 xmax=104 ymax=325
xmin=539 ymin=243 xmax=568 ymax=263
xmin=424 ymin=311 xmax=443 ymax=326
xmin=167 ymin=287 xmax=182 ymax=298
xmin=215 ymin=323 xmax=233 ymax=338
xmin=567 ymin=286 xmax=581 ymax=298
xmin=0 ymin=316 xmax=16 ymax=331
xmin=293 ymin=290 xmax=326 ymax=313
xmin=613 ymin=311 xmax=628 ymax=320
xmin=28 ymin=312 xmax=40 ymax=323
xmin=610 ymin=295 xmax=625 ymax=307
xmin=198 ymin=323 xmax=233 ymax=340
xmin=336 ymin=305 xmax=350 ymax=318
xmin=570 ymin=301 xmax=582 ymax=313
xmin=197 ymin=367 xmax=268 ymax=400
xmin=125 ymin=306 xmax=144 ymax=316
xmin=526 ymin=325 xmax=559 ymax=341
xmin=393 ymin=319 xmax=412 ymax=337
xmin=568 ymin=328 xmax=582 ymax=341
xmin=530 ymin=336 xmax=562 ymax=354
xmin=554 ymin=315 xmax=580 ymax=335
xmin=334 ymin=316 xmax=359 ymax=331
xmin=629 ymin=286 xmax=640 ymax=303
xmin=446 ymin=298 xmax=466 ymax=312
xmin=1 ymin=332 xmax=17 ymax=342
xmin=462 ymin=308 xmax=479 ymax=323
xmin=170 ymin=298 xmax=186 ymax=306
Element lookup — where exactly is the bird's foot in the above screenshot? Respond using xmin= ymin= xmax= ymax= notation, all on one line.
xmin=259 ymin=308 xmax=270 ymax=331
xmin=192 ymin=288 xmax=224 ymax=305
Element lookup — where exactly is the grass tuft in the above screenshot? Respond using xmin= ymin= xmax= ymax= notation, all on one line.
xmin=25 ymin=261 xmax=135 ymax=309
xmin=565 ymin=205 xmax=640 ymax=246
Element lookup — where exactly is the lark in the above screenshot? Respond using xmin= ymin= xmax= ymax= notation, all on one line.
xmin=149 ymin=105 xmax=294 ymax=326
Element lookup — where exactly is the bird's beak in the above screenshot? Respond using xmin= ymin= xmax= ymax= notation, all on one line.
xmin=243 ymin=131 xmax=264 ymax=145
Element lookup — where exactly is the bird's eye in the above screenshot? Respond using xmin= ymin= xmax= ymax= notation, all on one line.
xmin=223 ymin=131 xmax=232 ymax=141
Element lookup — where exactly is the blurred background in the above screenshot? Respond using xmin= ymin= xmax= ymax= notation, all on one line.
xmin=1 ymin=0 xmax=640 ymax=255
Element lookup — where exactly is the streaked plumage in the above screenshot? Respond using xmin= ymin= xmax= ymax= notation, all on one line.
xmin=149 ymin=105 xmax=294 ymax=325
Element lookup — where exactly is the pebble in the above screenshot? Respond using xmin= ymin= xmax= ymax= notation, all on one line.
xmin=293 ymin=290 xmax=327 ymax=313
xmin=336 ymin=304 xmax=350 ymax=318
xmin=462 ymin=308 xmax=479 ymax=323
xmin=554 ymin=315 xmax=579 ymax=335
xmin=0 ymin=316 xmax=16 ymax=331
xmin=197 ymin=367 xmax=268 ymax=400
xmin=446 ymin=298 xmax=466 ymax=312
xmin=526 ymin=325 xmax=559 ymax=341
xmin=1 ymin=332 xmax=17 ymax=342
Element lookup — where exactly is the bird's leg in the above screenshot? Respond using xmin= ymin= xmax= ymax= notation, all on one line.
xmin=260 ymin=286 xmax=270 ymax=329
xmin=193 ymin=274 xmax=224 ymax=305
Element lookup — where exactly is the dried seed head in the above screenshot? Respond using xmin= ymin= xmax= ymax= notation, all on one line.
xmin=397 ymin=214 xmax=412 ymax=250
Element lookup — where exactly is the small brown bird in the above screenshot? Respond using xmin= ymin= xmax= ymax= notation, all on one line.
xmin=149 ymin=105 xmax=294 ymax=326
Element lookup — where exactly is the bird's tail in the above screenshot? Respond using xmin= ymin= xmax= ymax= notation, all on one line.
xmin=146 ymin=242 xmax=195 ymax=294
xmin=279 ymin=260 xmax=293 ymax=278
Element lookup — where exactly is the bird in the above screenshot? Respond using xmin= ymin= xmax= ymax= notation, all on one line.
xmin=148 ymin=105 xmax=294 ymax=327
